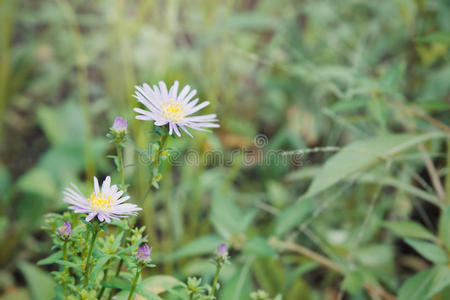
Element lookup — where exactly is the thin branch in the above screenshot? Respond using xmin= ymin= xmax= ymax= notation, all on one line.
xmin=418 ymin=144 xmax=446 ymax=203
xmin=386 ymin=99 xmax=450 ymax=134
xmin=269 ymin=238 xmax=397 ymax=300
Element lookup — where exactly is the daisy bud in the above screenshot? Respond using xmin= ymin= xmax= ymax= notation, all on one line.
xmin=136 ymin=243 xmax=152 ymax=262
xmin=216 ymin=243 xmax=228 ymax=257
xmin=112 ymin=117 xmax=127 ymax=133
xmin=57 ymin=221 xmax=72 ymax=238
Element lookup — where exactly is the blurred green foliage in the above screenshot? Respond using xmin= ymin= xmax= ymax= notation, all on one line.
xmin=1 ymin=0 xmax=450 ymax=299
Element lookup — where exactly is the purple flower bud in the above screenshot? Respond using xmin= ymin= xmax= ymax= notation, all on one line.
xmin=57 ymin=221 xmax=72 ymax=238
xmin=216 ymin=243 xmax=228 ymax=256
xmin=136 ymin=244 xmax=152 ymax=261
xmin=112 ymin=117 xmax=127 ymax=132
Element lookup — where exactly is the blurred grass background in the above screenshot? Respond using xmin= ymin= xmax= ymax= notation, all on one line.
xmin=1 ymin=0 xmax=450 ymax=299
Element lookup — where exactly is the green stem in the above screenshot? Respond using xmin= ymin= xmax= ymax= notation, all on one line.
xmin=110 ymin=128 xmax=169 ymax=300
xmin=84 ymin=223 xmax=100 ymax=287
xmin=62 ymin=241 xmax=68 ymax=297
xmin=116 ymin=142 xmax=125 ymax=191
xmin=62 ymin=240 xmax=68 ymax=262
xmin=97 ymin=267 xmax=109 ymax=299
xmin=445 ymin=139 xmax=450 ymax=205
xmin=209 ymin=263 xmax=222 ymax=297
xmin=106 ymin=255 xmax=125 ymax=300
xmin=149 ymin=128 xmax=169 ymax=186
xmin=127 ymin=267 xmax=141 ymax=300
xmin=144 ymin=128 xmax=169 ymax=244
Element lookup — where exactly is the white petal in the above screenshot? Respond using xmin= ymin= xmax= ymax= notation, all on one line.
xmin=111 ymin=190 xmax=124 ymax=201
xmin=98 ymin=213 xmax=105 ymax=222
xmin=155 ymin=119 xmax=169 ymax=126
xmin=153 ymin=84 xmax=162 ymax=101
xmin=179 ymin=125 xmax=193 ymax=138
xmin=63 ymin=195 xmax=89 ymax=207
xmin=169 ymin=80 xmax=179 ymax=100
xmin=183 ymin=114 xmax=217 ymax=122
xmin=134 ymin=89 xmax=161 ymax=113
xmin=143 ymin=83 xmax=160 ymax=105
xmin=183 ymin=98 xmax=199 ymax=110
xmin=185 ymin=124 xmax=212 ymax=132
xmin=134 ymin=107 xmax=158 ymax=120
xmin=110 ymin=185 xmax=118 ymax=193
xmin=114 ymin=195 xmax=130 ymax=205
xmin=70 ymin=183 xmax=83 ymax=195
xmin=189 ymin=122 xmax=220 ymax=128
xmin=158 ymin=81 xmax=169 ymax=99
xmin=136 ymin=115 xmax=154 ymax=121
xmin=86 ymin=212 xmax=97 ymax=222
xmin=185 ymin=101 xmax=210 ymax=115
xmin=177 ymin=85 xmax=191 ymax=103
xmin=93 ymin=177 xmax=100 ymax=195
xmin=101 ymin=176 xmax=111 ymax=197
xmin=111 ymin=203 xmax=142 ymax=214
xmin=173 ymin=124 xmax=181 ymax=136
xmin=181 ymin=89 xmax=197 ymax=105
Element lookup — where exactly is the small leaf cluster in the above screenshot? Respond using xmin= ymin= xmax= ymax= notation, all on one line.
xmin=39 ymin=212 xmax=151 ymax=299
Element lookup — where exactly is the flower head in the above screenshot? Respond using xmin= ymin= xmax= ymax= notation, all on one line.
xmin=112 ymin=117 xmax=127 ymax=132
xmin=133 ymin=81 xmax=219 ymax=137
xmin=136 ymin=243 xmax=152 ymax=262
xmin=63 ymin=176 xmax=141 ymax=223
xmin=57 ymin=221 xmax=72 ymax=238
xmin=216 ymin=243 xmax=228 ymax=257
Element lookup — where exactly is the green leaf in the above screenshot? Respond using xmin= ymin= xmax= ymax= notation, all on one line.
xmin=242 ymin=236 xmax=277 ymax=258
xmin=399 ymin=267 xmax=435 ymax=300
xmin=426 ymin=266 xmax=450 ymax=298
xmin=380 ymin=63 xmax=404 ymax=92
xmin=37 ymin=252 xmax=62 ymax=266
xmin=114 ymin=289 xmax=162 ymax=300
xmin=90 ymin=256 xmax=110 ymax=281
xmin=368 ymin=98 xmax=387 ymax=131
xmin=399 ymin=266 xmax=450 ymax=300
xmin=274 ymin=197 xmax=312 ymax=236
xmin=18 ymin=262 xmax=55 ymax=300
xmin=220 ymin=258 xmax=253 ymax=300
xmin=141 ymin=275 xmax=184 ymax=295
xmin=252 ymin=258 xmax=285 ymax=295
xmin=439 ymin=206 xmax=450 ymax=249
xmin=16 ymin=168 xmax=58 ymax=198
xmin=54 ymin=260 xmax=82 ymax=271
xmin=102 ymin=277 xmax=131 ymax=291
xmin=356 ymin=174 xmax=440 ymax=205
xmin=0 ymin=165 xmax=11 ymax=204
xmin=163 ymin=235 xmax=224 ymax=261
xmin=416 ymin=31 xmax=450 ymax=44
xmin=341 ymin=270 xmax=365 ymax=294
xmin=135 ymin=286 xmax=163 ymax=300
xmin=404 ymin=238 xmax=448 ymax=264
xmin=305 ymin=132 xmax=447 ymax=199
xmin=384 ymin=221 xmax=436 ymax=241
xmin=37 ymin=102 xmax=86 ymax=146
xmin=210 ymin=192 xmax=256 ymax=239
xmin=329 ymin=98 xmax=370 ymax=113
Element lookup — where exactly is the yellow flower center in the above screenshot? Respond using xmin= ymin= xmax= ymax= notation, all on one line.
xmin=162 ymin=100 xmax=184 ymax=122
xmin=89 ymin=193 xmax=112 ymax=211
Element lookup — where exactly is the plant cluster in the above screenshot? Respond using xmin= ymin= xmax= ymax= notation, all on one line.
xmin=39 ymin=81 xmax=229 ymax=299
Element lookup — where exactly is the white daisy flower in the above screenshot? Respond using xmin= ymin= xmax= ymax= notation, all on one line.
xmin=63 ymin=176 xmax=141 ymax=223
xmin=133 ymin=81 xmax=219 ymax=137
